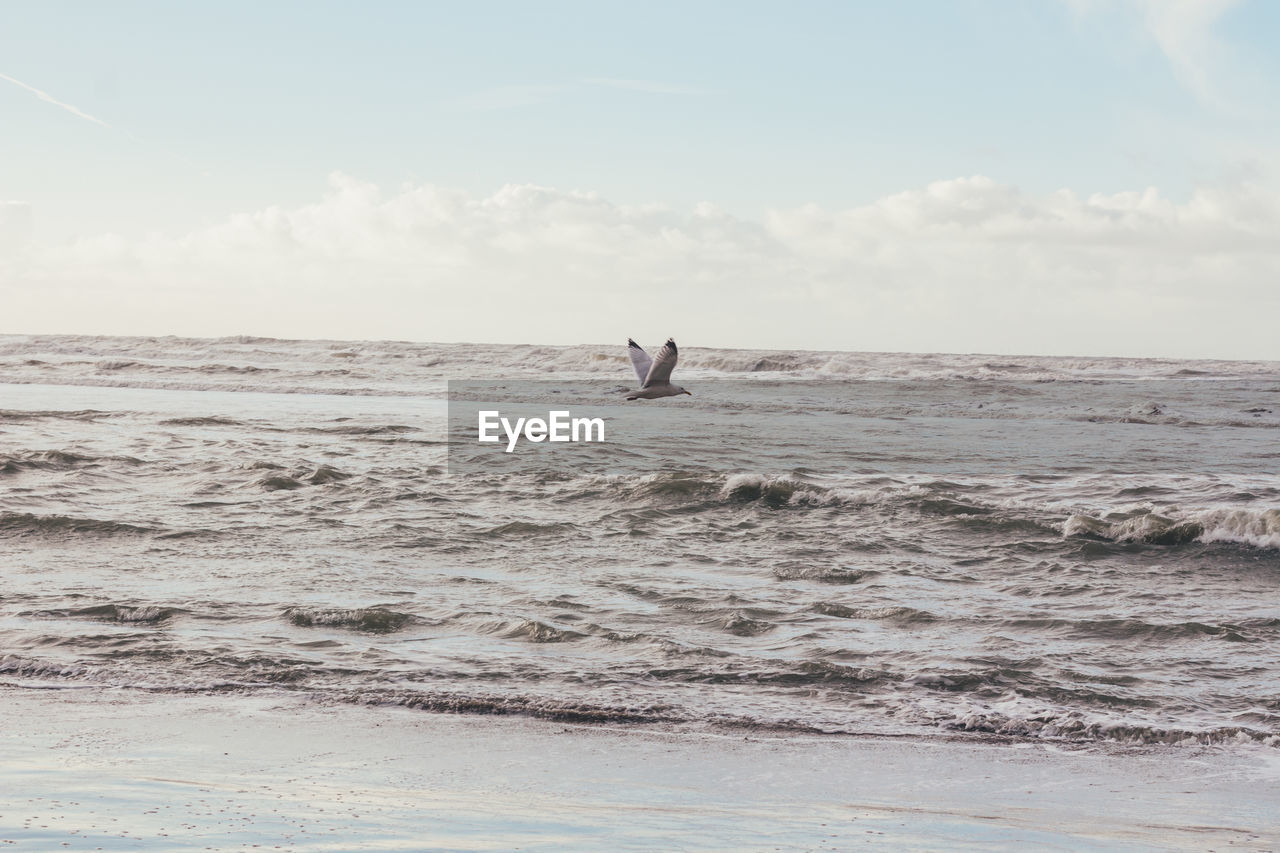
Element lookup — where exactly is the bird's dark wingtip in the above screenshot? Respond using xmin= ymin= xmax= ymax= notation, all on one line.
xmin=628 ymin=338 xmax=640 ymax=348
xmin=667 ymin=338 xmax=677 ymax=353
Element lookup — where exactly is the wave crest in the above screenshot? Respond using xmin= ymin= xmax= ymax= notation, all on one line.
xmin=285 ymin=607 xmax=413 ymax=633
xmin=946 ymin=707 xmax=1278 ymax=747
xmin=0 ymin=512 xmax=156 ymax=537
xmin=0 ymin=655 xmax=89 ymax=679
xmin=55 ymin=603 xmax=181 ymax=624
xmin=1064 ymin=507 xmax=1280 ymax=550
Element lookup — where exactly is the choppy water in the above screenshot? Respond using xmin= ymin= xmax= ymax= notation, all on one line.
xmin=2 ymin=334 xmax=1278 ymax=747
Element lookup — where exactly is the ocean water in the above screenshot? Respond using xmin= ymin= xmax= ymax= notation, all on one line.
xmin=2 ymin=333 xmax=1278 ymax=747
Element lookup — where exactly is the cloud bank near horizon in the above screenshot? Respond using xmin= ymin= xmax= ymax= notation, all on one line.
xmin=3 ymin=172 xmax=1278 ymax=359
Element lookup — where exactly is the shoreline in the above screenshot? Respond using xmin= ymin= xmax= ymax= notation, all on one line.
xmin=3 ymin=686 xmax=1277 ymax=851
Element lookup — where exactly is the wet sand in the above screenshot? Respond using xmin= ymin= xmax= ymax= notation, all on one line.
xmin=2 ymin=687 xmax=1277 ymax=851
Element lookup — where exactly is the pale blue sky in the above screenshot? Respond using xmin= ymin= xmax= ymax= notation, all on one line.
xmin=2 ymin=1 xmax=1279 ymax=357
xmin=4 ymin=0 xmax=1276 ymax=238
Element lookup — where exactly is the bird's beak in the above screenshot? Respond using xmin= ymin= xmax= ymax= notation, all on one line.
xmin=684 ymin=390 xmax=693 ymax=396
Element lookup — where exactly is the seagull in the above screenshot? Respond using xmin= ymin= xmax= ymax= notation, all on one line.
xmin=625 ymin=338 xmax=693 ymax=400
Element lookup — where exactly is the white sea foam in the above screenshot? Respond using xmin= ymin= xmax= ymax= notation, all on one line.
xmin=1195 ymin=508 xmax=1280 ymax=550
xmin=1063 ymin=506 xmax=1280 ymax=550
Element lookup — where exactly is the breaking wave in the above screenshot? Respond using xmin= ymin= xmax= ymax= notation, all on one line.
xmin=0 ymin=512 xmax=157 ymax=537
xmin=942 ymin=706 xmax=1278 ymax=747
xmin=33 ymin=603 xmax=183 ymax=624
xmin=811 ymin=603 xmax=937 ymax=622
xmin=284 ymin=607 xmax=414 ymax=633
xmin=1064 ymin=507 xmax=1280 ymax=550
xmin=0 ymin=655 xmax=90 ymax=680
xmin=488 ymin=618 xmax=584 ymax=643
xmin=353 ymin=689 xmax=675 ymax=725
xmin=0 ymin=449 xmax=143 ymax=473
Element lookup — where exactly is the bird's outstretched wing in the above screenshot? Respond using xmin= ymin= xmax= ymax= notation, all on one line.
xmin=643 ymin=338 xmax=678 ymax=387
xmin=627 ymin=339 xmax=652 ymax=384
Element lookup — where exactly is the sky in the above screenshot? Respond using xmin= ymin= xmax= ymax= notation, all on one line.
xmin=1 ymin=0 xmax=1278 ymax=358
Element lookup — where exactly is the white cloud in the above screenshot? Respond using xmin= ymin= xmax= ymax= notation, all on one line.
xmin=1066 ymin=0 xmax=1252 ymax=111
xmin=1133 ymin=0 xmax=1241 ymax=106
xmin=3 ymin=173 xmax=1278 ymax=358
xmin=0 ymin=202 xmax=33 ymax=251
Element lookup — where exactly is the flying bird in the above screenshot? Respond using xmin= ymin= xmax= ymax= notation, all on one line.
xmin=626 ymin=338 xmax=692 ymax=400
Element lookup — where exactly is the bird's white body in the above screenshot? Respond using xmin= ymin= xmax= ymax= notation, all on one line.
xmin=626 ymin=383 xmax=690 ymax=400
xmin=625 ymin=338 xmax=692 ymax=401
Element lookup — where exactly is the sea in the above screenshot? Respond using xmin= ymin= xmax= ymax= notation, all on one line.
xmin=2 ymin=333 xmax=1277 ymax=749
